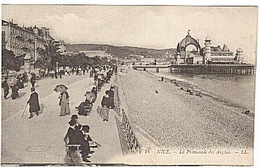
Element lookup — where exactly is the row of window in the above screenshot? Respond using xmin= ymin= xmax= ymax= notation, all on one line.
xmin=10 ymin=28 xmax=35 ymax=40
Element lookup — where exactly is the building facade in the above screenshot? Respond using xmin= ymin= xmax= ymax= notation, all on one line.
xmin=2 ymin=20 xmax=57 ymax=63
xmin=176 ymin=31 xmax=244 ymax=65
xmin=52 ymin=40 xmax=66 ymax=55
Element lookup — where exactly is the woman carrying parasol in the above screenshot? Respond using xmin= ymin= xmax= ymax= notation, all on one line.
xmin=54 ymin=84 xmax=70 ymax=116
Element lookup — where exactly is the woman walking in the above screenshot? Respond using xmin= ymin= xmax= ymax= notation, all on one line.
xmin=59 ymin=91 xmax=70 ymax=116
xmin=100 ymin=91 xmax=110 ymax=122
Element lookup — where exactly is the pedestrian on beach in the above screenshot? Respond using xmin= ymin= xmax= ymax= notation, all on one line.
xmin=59 ymin=91 xmax=70 ymax=116
xmin=100 ymin=91 xmax=110 ymax=122
xmin=27 ymin=87 xmax=40 ymax=119
xmin=161 ymin=76 xmax=164 ymax=81
xmin=2 ymin=77 xmax=9 ymax=99
xmin=11 ymin=83 xmax=19 ymax=100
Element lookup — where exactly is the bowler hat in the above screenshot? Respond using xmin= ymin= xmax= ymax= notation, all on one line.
xmin=71 ymin=114 xmax=78 ymax=120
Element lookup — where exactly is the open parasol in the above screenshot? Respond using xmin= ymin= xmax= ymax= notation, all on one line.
xmin=54 ymin=84 xmax=68 ymax=92
xmin=85 ymin=91 xmax=96 ymax=103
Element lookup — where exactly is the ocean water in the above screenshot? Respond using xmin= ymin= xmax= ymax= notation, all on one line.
xmin=158 ymin=69 xmax=256 ymax=111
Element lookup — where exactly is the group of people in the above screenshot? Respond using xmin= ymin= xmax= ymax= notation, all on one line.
xmin=94 ymin=70 xmax=114 ymax=92
xmin=47 ymin=66 xmax=93 ymax=79
xmin=2 ymin=72 xmax=36 ymax=100
xmin=64 ymin=115 xmax=97 ymax=163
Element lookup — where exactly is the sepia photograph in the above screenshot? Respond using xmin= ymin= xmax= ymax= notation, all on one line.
xmin=1 ymin=2 xmax=258 ymax=166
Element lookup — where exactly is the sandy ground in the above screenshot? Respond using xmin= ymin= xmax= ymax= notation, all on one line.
xmin=118 ymin=68 xmax=254 ymax=150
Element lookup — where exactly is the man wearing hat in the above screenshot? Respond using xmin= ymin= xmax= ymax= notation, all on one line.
xmin=2 ymin=77 xmax=9 ymax=99
xmin=27 ymin=87 xmax=40 ymax=119
xmin=80 ymin=125 xmax=93 ymax=162
xmin=70 ymin=115 xmax=82 ymax=131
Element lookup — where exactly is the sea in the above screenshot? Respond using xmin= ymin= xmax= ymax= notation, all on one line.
xmin=158 ymin=69 xmax=256 ymax=112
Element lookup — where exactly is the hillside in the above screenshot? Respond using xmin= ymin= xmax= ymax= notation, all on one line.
xmin=66 ymin=44 xmax=177 ymax=58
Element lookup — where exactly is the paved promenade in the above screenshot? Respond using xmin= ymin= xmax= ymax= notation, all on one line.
xmin=2 ymin=73 xmax=123 ymax=165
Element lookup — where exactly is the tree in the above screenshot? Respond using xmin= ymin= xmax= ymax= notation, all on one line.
xmin=40 ymin=40 xmax=62 ymax=70
xmin=34 ymin=47 xmax=51 ymax=69
xmin=2 ymin=49 xmax=22 ymax=72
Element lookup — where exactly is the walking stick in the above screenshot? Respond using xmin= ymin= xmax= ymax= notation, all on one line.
xmin=21 ymin=103 xmax=28 ymax=117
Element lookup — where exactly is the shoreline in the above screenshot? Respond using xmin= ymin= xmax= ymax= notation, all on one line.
xmin=146 ymin=70 xmax=255 ymax=115
xmin=118 ymin=68 xmax=254 ymax=149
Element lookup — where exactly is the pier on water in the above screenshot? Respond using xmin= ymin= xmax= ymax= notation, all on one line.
xmin=132 ymin=64 xmax=255 ymax=75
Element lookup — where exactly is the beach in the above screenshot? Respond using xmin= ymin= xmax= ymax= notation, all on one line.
xmin=118 ymin=67 xmax=254 ymax=150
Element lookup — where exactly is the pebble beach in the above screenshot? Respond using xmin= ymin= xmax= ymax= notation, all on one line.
xmin=118 ymin=67 xmax=254 ymax=150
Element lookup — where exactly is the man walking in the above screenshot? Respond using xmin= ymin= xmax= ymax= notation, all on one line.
xmin=30 ymin=73 xmax=36 ymax=88
xmin=2 ymin=77 xmax=9 ymax=99
xmin=27 ymin=87 xmax=40 ymax=119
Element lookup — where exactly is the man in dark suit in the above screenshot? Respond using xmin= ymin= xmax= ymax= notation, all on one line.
xmin=2 ymin=77 xmax=9 ymax=99
xmin=27 ymin=87 xmax=40 ymax=119
xmin=11 ymin=83 xmax=19 ymax=100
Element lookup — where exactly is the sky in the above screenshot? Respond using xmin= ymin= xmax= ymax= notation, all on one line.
xmin=2 ymin=5 xmax=258 ymax=64
xmin=1 ymin=2 xmax=260 ymax=168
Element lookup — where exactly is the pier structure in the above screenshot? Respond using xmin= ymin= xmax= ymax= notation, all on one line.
xmin=132 ymin=64 xmax=254 ymax=75
xmin=168 ymin=64 xmax=255 ymax=75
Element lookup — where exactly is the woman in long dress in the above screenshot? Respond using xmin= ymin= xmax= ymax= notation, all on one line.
xmin=100 ymin=91 xmax=110 ymax=122
xmin=59 ymin=91 xmax=70 ymax=116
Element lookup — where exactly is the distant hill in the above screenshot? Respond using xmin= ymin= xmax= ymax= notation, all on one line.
xmin=66 ymin=44 xmax=177 ymax=59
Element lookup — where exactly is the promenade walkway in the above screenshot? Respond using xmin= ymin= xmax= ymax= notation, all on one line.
xmin=2 ymin=73 xmax=123 ymax=165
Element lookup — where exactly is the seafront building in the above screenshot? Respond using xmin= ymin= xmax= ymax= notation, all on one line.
xmin=2 ymin=20 xmax=66 ymax=64
xmin=176 ymin=31 xmax=244 ymax=65
xmin=53 ymin=40 xmax=66 ymax=55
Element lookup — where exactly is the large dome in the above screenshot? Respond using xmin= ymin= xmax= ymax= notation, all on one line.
xmin=177 ymin=33 xmax=201 ymax=52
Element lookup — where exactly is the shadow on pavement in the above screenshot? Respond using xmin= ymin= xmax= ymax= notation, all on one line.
xmin=39 ymin=103 xmax=44 ymax=115
xmin=18 ymin=92 xmax=27 ymax=99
